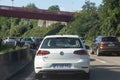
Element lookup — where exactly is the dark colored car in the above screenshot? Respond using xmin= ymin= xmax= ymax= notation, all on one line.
xmin=33 ymin=37 xmax=44 ymax=49
xmin=21 ymin=37 xmax=35 ymax=48
xmin=91 ymin=36 xmax=120 ymax=56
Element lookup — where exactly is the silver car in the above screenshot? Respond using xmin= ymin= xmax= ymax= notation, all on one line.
xmin=3 ymin=37 xmax=17 ymax=46
xmin=34 ymin=35 xmax=90 ymax=79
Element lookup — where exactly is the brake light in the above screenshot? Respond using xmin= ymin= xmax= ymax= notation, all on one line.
xmin=37 ymin=50 xmax=50 ymax=55
xmin=100 ymin=42 xmax=105 ymax=47
xmin=74 ymin=50 xmax=88 ymax=55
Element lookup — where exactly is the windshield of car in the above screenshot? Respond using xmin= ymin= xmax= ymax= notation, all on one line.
xmin=102 ymin=37 xmax=119 ymax=42
xmin=41 ymin=37 xmax=83 ymax=48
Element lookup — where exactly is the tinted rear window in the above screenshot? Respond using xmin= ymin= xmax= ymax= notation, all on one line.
xmin=41 ymin=37 xmax=83 ymax=48
xmin=102 ymin=37 xmax=118 ymax=42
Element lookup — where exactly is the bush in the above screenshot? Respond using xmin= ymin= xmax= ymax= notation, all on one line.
xmin=0 ymin=45 xmax=22 ymax=53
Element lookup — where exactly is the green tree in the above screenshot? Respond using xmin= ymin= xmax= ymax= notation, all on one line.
xmin=48 ymin=5 xmax=60 ymax=11
xmin=59 ymin=1 xmax=99 ymax=40
xmin=26 ymin=3 xmax=37 ymax=9
xmin=98 ymin=0 xmax=120 ymax=36
xmin=81 ymin=1 xmax=100 ymax=39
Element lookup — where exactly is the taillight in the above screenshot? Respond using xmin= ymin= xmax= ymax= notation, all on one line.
xmin=74 ymin=50 xmax=88 ymax=55
xmin=100 ymin=42 xmax=105 ymax=47
xmin=37 ymin=50 xmax=50 ymax=55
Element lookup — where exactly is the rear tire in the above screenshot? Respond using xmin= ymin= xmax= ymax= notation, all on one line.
xmin=77 ymin=72 xmax=90 ymax=80
xmin=84 ymin=73 xmax=90 ymax=80
xmin=35 ymin=74 xmax=43 ymax=80
xmin=96 ymin=48 xmax=101 ymax=56
xmin=36 ymin=74 xmax=48 ymax=80
xmin=91 ymin=48 xmax=94 ymax=54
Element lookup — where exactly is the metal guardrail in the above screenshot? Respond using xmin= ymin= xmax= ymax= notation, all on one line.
xmin=0 ymin=48 xmax=35 ymax=80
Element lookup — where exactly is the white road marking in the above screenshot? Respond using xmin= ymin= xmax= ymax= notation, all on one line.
xmin=101 ymin=67 xmax=120 ymax=69
xmin=95 ymin=58 xmax=107 ymax=64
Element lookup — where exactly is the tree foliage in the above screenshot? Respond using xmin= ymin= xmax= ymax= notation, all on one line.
xmin=0 ymin=3 xmax=38 ymax=38
xmin=26 ymin=3 xmax=37 ymax=9
xmin=58 ymin=1 xmax=100 ymax=40
xmin=59 ymin=0 xmax=120 ymax=41
xmin=98 ymin=0 xmax=120 ymax=36
xmin=48 ymin=5 xmax=60 ymax=11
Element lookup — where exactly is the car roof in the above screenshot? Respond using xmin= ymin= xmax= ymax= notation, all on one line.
xmin=97 ymin=36 xmax=116 ymax=38
xmin=44 ymin=35 xmax=79 ymax=38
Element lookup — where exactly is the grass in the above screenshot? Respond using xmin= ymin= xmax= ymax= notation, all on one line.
xmin=0 ymin=45 xmax=21 ymax=53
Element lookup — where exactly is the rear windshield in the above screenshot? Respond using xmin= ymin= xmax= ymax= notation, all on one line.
xmin=102 ymin=37 xmax=119 ymax=42
xmin=41 ymin=37 xmax=83 ymax=48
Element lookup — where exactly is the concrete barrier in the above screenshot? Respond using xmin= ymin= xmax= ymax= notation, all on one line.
xmin=0 ymin=48 xmax=35 ymax=80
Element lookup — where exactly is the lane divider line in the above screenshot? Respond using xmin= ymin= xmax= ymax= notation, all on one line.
xmin=95 ymin=58 xmax=107 ymax=64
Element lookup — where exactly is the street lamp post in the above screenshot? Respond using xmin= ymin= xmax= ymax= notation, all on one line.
xmin=11 ymin=0 xmax=14 ymax=7
xmin=10 ymin=0 xmax=14 ymax=37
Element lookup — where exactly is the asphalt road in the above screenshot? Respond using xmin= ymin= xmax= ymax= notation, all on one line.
xmin=9 ymin=52 xmax=120 ymax=80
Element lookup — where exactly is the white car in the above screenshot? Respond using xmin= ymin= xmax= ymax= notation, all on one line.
xmin=3 ymin=37 xmax=17 ymax=46
xmin=34 ymin=35 xmax=90 ymax=79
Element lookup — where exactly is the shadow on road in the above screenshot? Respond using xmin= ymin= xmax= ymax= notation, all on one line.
xmin=39 ymin=74 xmax=88 ymax=80
xmin=90 ymin=65 xmax=120 ymax=80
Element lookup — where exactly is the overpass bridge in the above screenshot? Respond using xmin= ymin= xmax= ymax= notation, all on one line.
xmin=0 ymin=5 xmax=74 ymax=22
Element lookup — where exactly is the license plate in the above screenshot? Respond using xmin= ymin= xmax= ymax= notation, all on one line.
xmin=51 ymin=64 xmax=71 ymax=69
xmin=108 ymin=44 xmax=115 ymax=46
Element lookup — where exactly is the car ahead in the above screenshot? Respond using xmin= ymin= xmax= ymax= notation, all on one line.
xmin=3 ymin=37 xmax=17 ymax=46
xmin=33 ymin=37 xmax=44 ymax=49
xmin=20 ymin=37 xmax=35 ymax=48
xmin=91 ymin=36 xmax=120 ymax=56
xmin=34 ymin=35 xmax=90 ymax=79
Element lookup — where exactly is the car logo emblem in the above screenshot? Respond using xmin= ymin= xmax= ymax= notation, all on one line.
xmin=60 ymin=51 xmax=64 ymax=55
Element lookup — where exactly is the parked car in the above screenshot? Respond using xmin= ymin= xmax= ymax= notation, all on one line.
xmin=91 ymin=36 xmax=120 ymax=56
xmin=3 ymin=37 xmax=17 ymax=46
xmin=20 ymin=37 xmax=35 ymax=48
xmin=34 ymin=35 xmax=90 ymax=79
xmin=15 ymin=38 xmax=23 ymax=47
xmin=33 ymin=37 xmax=44 ymax=49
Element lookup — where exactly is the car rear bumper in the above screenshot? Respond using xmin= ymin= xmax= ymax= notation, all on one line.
xmin=37 ymin=69 xmax=88 ymax=73
xmin=34 ymin=62 xmax=90 ymax=74
xmin=100 ymin=48 xmax=120 ymax=52
xmin=99 ymin=46 xmax=120 ymax=51
xmin=99 ymin=47 xmax=120 ymax=55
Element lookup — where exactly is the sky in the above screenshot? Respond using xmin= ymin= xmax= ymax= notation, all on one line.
xmin=0 ymin=0 xmax=102 ymax=12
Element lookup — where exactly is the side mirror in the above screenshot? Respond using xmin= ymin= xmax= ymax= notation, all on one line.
xmin=85 ymin=45 xmax=90 ymax=50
